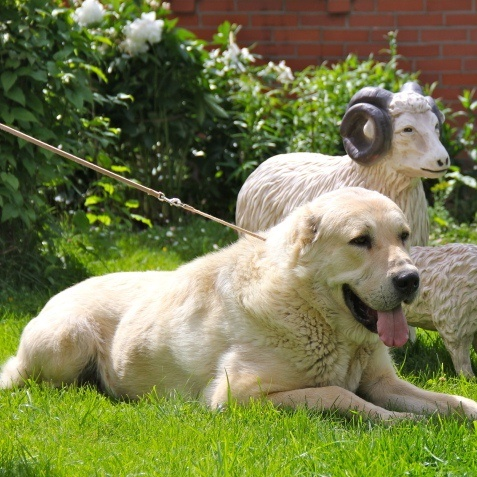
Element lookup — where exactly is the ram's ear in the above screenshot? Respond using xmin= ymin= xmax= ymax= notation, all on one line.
xmin=340 ymin=87 xmax=394 ymax=165
xmin=400 ymin=81 xmax=445 ymax=132
xmin=427 ymin=96 xmax=445 ymax=132
xmin=399 ymin=81 xmax=423 ymax=95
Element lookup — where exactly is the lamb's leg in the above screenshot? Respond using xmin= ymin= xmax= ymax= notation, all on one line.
xmin=441 ymin=336 xmax=475 ymax=379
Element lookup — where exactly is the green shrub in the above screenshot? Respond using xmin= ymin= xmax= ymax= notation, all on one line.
xmin=93 ymin=1 xmax=226 ymax=223
xmin=195 ymin=29 xmax=418 ymax=214
xmin=0 ymin=0 xmax=123 ymax=288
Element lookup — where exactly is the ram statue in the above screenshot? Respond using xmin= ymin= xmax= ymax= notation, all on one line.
xmin=235 ymin=82 xmax=449 ymax=247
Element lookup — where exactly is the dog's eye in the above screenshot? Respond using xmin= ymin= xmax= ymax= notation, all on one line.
xmin=400 ymin=231 xmax=410 ymax=243
xmin=349 ymin=235 xmax=372 ymax=248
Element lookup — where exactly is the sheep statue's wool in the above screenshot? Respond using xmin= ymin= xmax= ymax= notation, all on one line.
xmin=405 ymin=244 xmax=477 ymax=378
xmin=235 ymin=82 xmax=450 ymax=247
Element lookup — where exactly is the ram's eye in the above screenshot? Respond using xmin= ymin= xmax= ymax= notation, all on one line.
xmin=435 ymin=123 xmax=440 ymax=132
xmin=403 ymin=127 xmax=414 ymax=133
xmin=400 ymin=231 xmax=410 ymax=243
xmin=349 ymin=235 xmax=372 ymax=248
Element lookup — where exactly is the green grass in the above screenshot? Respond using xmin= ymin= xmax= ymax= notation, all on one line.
xmin=1 ymin=217 xmax=477 ymax=476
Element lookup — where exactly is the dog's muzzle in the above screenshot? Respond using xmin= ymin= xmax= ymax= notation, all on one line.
xmin=392 ymin=270 xmax=420 ymax=304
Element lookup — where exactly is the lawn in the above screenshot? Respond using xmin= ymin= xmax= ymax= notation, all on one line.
xmin=1 ymin=217 xmax=477 ymax=476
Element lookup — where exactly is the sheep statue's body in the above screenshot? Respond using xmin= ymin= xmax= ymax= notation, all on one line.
xmin=406 ymin=244 xmax=477 ymax=378
xmin=236 ymin=83 xmax=450 ymax=247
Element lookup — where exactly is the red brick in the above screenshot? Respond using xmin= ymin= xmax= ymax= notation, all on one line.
xmin=250 ymin=13 xmax=299 ymax=27
xmin=349 ymin=14 xmax=396 ymax=28
xmin=297 ymin=43 xmax=344 ymax=57
xmin=416 ymin=58 xmax=462 ymax=72
xmin=399 ymin=44 xmax=441 ymax=57
xmin=300 ymin=12 xmax=347 ymax=27
xmin=323 ymin=30 xmax=369 ymax=42
xmin=445 ymin=13 xmax=477 ymax=26
xmin=286 ymin=58 xmax=319 ymax=70
xmin=254 ymin=43 xmax=297 ymax=57
xmin=175 ymin=14 xmax=200 ymax=27
xmin=377 ymin=0 xmax=424 ymax=11
xmin=426 ymin=0 xmax=473 ymax=11
xmin=171 ymin=0 xmax=195 ymax=12
xmin=327 ymin=0 xmax=351 ymax=14
xmin=197 ymin=0 xmax=236 ymax=10
xmin=442 ymin=73 xmax=477 ymax=86
xmin=273 ymin=29 xmax=321 ymax=42
xmin=464 ymin=58 xmax=477 ymax=70
xmin=201 ymin=13 xmax=250 ymax=27
xmin=353 ymin=0 xmax=375 ymax=12
xmin=285 ymin=0 xmax=327 ymax=12
xmin=421 ymin=28 xmax=468 ymax=42
xmin=443 ymin=44 xmax=477 ymax=56
xmin=235 ymin=0 xmax=286 ymax=11
xmin=396 ymin=13 xmax=444 ymax=27
xmin=418 ymin=72 xmax=444 ymax=87
xmin=238 ymin=28 xmax=274 ymax=42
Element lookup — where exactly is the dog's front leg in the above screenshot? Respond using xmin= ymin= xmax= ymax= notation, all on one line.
xmin=266 ymin=386 xmax=415 ymax=421
xmin=361 ymin=374 xmax=477 ymax=419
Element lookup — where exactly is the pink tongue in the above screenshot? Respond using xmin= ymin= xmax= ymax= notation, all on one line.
xmin=376 ymin=305 xmax=409 ymax=347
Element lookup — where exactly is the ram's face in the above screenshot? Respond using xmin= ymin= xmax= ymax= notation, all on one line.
xmin=389 ymin=110 xmax=449 ymax=179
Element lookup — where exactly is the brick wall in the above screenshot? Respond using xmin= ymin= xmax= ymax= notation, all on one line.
xmin=172 ymin=0 xmax=477 ymax=108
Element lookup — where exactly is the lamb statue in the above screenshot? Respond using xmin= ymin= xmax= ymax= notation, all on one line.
xmin=406 ymin=244 xmax=477 ymax=378
xmin=235 ymin=82 xmax=477 ymax=377
xmin=235 ymin=82 xmax=449 ymax=247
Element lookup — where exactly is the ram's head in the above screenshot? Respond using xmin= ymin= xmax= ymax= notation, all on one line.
xmin=340 ymin=82 xmax=449 ymax=178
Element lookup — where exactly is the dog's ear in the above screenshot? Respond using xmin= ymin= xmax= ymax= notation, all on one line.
xmin=288 ymin=212 xmax=322 ymax=267
xmin=300 ymin=213 xmax=321 ymax=247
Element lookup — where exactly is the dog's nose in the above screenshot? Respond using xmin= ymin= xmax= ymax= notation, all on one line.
xmin=392 ymin=270 xmax=420 ymax=297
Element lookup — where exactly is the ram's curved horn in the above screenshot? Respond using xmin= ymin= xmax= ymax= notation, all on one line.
xmin=340 ymin=87 xmax=394 ymax=165
xmin=400 ymin=81 xmax=445 ymax=130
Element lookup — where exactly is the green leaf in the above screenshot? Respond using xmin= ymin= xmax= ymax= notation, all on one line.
xmin=72 ymin=210 xmax=90 ymax=232
xmin=5 ymin=86 xmax=26 ymax=106
xmin=1 ymin=71 xmax=17 ymax=92
xmin=65 ymin=89 xmax=84 ymax=110
xmin=131 ymin=213 xmax=152 ymax=228
xmin=1 ymin=172 xmax=20 ymax=190
xmin=16 ymin=67 xmax=48 ymax=82
xmin=82 ymin=64 xmax=108 ymax=83
xmin=96 ymin=214 xmax=112 ymax=225
xmin=111 ymin=165 xmax=131 ymax=173
xmin=84 ymin=195 xmax=103 ymax=206
xmin=26 ymin=94 xmax=45 ymax=115
xmin=11 ymin=107 xmax=39 ymax=123
xmin=1 ymin=203 xmax=20 ymax=222
xmin=125 ymin=199 xmax=139 ymax=209
xmin=0 ymin=107 xmax=14 ymax=124
xmin=98 ymin=182 xmax=114 ymax=195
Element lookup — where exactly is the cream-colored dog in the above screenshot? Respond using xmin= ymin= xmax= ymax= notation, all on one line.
xmin=1 ymin=188 xmax=477 ymax=421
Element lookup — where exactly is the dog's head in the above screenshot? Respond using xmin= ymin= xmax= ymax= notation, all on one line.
xmin=267 ymin=187 xmax=419 ymax=348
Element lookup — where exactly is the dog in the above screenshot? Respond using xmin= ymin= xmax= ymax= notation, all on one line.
xmin=2 ymin=187 xmax=477 ymax=421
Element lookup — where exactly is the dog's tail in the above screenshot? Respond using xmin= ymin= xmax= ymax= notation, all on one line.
xmin=0 ymin=313 xmax=107 ymax=391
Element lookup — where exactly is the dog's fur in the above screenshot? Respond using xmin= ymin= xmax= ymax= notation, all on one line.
xmin=2 ymin=188 xmax=477 ymax=421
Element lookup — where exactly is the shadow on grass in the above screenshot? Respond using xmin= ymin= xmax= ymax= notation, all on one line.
xmin=392 ymin=329 xmax=477 ymax=380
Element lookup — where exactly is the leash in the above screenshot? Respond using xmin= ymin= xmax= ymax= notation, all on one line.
xmin=0 ymin=123 xmax=266 ymax=241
